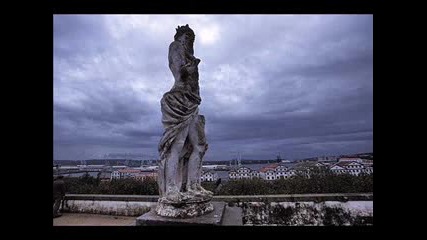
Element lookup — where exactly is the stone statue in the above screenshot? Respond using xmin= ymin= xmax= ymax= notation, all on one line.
xmin=156 ymin=24 xmax=213 ymax=218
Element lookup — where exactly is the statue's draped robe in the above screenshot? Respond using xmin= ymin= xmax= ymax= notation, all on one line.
xmin=158 ymin=41 xmax=204 ymax=197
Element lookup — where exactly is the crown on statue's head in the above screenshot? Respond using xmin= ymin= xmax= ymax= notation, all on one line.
xmin=174 ymin=24 xmax=195 ymax=41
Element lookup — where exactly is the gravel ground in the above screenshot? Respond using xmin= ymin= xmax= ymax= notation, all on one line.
xmin=53 ymin=213 xmax=136 ymax=226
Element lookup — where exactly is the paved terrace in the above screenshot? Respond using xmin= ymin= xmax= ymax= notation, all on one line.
xmin=53 ymin=213 xmax=135 ymax=226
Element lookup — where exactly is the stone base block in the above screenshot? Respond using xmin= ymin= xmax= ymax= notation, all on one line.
xmin=155 ymin=200 xmax=214 ymax=218
xmin=136 ymin=202 xmax=226 ymax=226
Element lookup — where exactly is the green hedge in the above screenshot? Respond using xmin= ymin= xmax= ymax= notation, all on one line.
xmin=63 ymin=171 xmax=372 ymax=195
xmin=64 ymin=175 xmax=158 ymax=195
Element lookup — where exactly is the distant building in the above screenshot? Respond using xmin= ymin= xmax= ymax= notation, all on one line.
xmin=287 ymin=169 xmax=297 ymax=177
xmin=274 ymin=165 xmax=288 ymax=179
xmin=229 ymin=166 xmax=254 ymax=180
xmin=330 ymin=161 xmax=367 ymax=176
xmin=250 ymin=170 xmax=260 ymax=179
xmin=257 ymin=163 xmax=299 ymax=180
xmin=141 ymin=165 xmax=159 ymax=171
xmin=330 ymin=165 xmax=347 ymax=174
xmin=201 ymin=171 xmax=218 ymax=182
xmin=111 ymin=170 xmax=120 ymax=180
xmin=361 ymin=159 xmax=373 ymax=165
xmin=229 ymin=170 xmax=237 ymax=180
xmin=224 ymin=156 xmax=372 ymax=181
xmin=259 ymin=164 xmax=279 ymax=180
xmin=315 ymin=162 xmax=329 ymax=168
xmin=111 ymin=168 xmax=141 ymax=180
xmin=260 ymin=169 xmax=276 ymax=180
xmin=364 ymin=165 xmax=373 ymax=174
xmin=133 ymin=172 xmax=158 ymax=181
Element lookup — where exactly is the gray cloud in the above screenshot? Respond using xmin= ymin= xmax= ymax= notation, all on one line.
xmin=54 ymin=15 xmax=373 ymax=160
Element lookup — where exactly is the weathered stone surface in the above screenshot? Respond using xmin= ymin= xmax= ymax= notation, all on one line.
xmin=239 ymin=201 xmax=373 ymax=226
xmin=136 ymin=202 xmax=226 ymax=225
xmin=221 ymin=206 xmax=243 ymax=226
xmin=156 ymin=24 xmax=212 ymax=217
xmin=63 ymin=200 xmax=154 ymax=216
xmin=155 ymin=201 xmax=214 ymax=218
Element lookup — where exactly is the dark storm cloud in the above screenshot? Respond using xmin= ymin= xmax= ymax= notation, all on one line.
xmin=54 ymin=84 xmax=154 ymax=125
xmin=54 ymin=15 xmax=113 ymax=58
xmin=282 ymin=53 xmax=373 ymax=78
xmin=208 ymin=103 xmax=372 ymax=142
xmin=54 ymin=15 xmax=372 ymax=160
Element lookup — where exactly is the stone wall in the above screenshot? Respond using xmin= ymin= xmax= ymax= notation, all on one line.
xmin=237 ymin=201 xmax=373 ymax=226
xmin=62 ymin=194 xmax=373 ymax=225
xmin=63 ymin=200 xmax=155 ymax=216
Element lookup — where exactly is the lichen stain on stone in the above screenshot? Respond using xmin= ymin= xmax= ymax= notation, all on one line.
xmin=241 ymin=201 xmax=372 ymax=226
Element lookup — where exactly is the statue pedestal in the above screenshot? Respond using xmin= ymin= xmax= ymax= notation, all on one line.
xmin=155 ymin=200 xmax=214 ymax=218
xmin=136 ymin=202 xmax=226 ymax=226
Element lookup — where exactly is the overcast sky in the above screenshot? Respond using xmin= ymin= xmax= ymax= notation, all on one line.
xmin=54 ymin=14 xmax=373 ymax=161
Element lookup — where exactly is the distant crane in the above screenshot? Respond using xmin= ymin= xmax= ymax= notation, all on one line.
xmin=229 ymin=151 xmax=242 ymax=167
xmin=237 ymin=152 xmax=241 ymax=166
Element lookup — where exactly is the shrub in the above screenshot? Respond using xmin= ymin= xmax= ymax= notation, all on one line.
xmin=63 ymin=172 xmax=373 ymax=195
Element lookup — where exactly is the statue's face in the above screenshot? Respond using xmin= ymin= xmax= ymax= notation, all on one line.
xmin=180 ymin=32 xmax=195 ymax=46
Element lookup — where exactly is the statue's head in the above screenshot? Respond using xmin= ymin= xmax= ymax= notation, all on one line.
xmin=174 ymin=24 xmax=195 ymax=44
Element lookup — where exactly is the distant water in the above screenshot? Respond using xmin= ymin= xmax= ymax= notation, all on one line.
xmin=238 ymin=163 xmax=275 ymax=171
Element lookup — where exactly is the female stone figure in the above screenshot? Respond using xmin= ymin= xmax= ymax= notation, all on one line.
xmin=157 ymin=24 xmax=213 ymax=208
